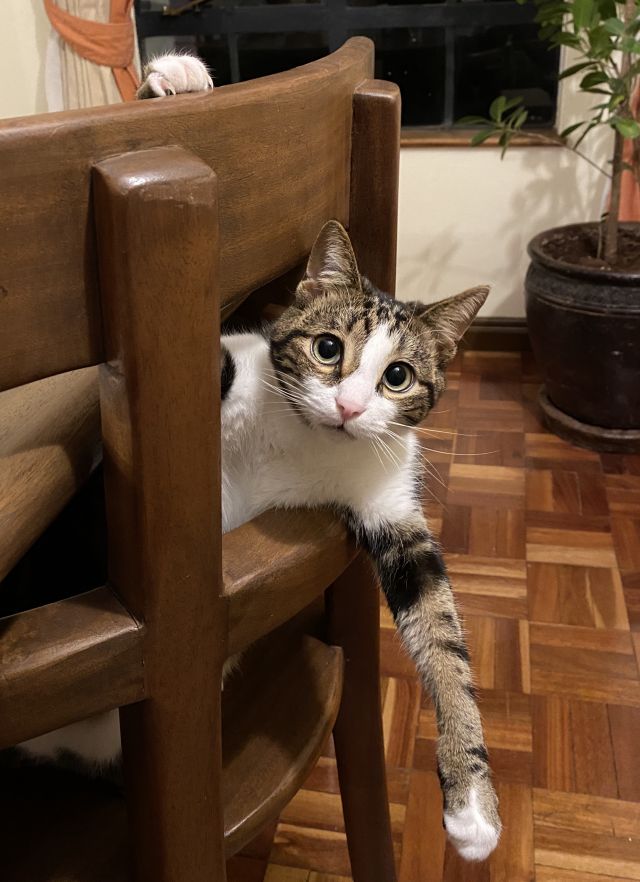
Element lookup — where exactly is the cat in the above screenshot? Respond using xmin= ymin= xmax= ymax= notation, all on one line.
xmin=19 ymin=57 xmax=501 ymax=862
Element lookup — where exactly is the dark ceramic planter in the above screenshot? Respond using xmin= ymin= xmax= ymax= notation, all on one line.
xmin=525 ymin=222 xmax=640 ymax=453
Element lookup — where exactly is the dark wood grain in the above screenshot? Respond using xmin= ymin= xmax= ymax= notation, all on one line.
xmin=0 ymin=586 xmax=145 ymax=750
xmin=223 ymin=635 xmax=344 ymax=856
xmin=348 ymin=80 xmax=401 ymax=296
xmin=0 ymin=38 xmax=374 ymax=390
xmin=224 ymin=507 xmax=357 ymax=655
xmin=0 ymin=367 xmax=101 ymax=582
xmin=328 ymin=555 xmax=398 ymax=882
xmin=94 ymin=146 xmax=226 ymax=882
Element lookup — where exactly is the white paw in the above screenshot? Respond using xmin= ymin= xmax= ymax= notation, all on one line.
xmin=139 ymin=53 xmax=213 ymax=98
xmin=444 ymin=787 xmax=500 ymax=861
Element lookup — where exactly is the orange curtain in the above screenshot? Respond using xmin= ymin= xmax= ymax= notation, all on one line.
xmin=619 ymin=85 xmax=640 ymax=222
xmin=44 ymin=0 xmax=140 ymax=102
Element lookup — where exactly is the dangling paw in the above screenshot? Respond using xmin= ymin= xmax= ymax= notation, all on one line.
xmin=444 ymin=779 xmax=501 ymax=861
xmin=137 ymin=53 xmax=213 ymax=99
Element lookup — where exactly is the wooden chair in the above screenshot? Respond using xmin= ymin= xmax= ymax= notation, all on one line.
xmin=0 ymin=38 xmax=400 ymax=882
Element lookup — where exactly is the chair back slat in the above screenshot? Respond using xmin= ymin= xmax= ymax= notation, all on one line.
xmin=0 ymin=38 xmax=373 ymax=391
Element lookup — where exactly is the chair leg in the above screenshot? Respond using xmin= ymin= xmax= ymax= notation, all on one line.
xmin=327 ymin=553 xmax=397 ymax=882
xmin=120 ymin=688 xmax=227 ymax=882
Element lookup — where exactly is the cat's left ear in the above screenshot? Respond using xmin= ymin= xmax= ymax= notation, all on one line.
xmin=415 ymin=285 xmax=490 ymax=364
xmin=296 ymin=220 xmax=361 ymax=304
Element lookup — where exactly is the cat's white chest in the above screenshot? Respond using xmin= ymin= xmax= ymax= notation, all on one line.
xmin=220 ymin=332 xmax=419 ymax=533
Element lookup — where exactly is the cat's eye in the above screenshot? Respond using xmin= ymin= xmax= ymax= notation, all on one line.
xmin=312 ymin=335 xmax=342 ymax=365
xmin=382 ymin=362 xmax=414 ymax=393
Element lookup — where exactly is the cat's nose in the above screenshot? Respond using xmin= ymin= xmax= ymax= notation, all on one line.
xmin=336 ymin=398 xmax=365 ymax=422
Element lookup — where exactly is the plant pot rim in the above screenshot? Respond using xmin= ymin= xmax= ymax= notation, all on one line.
xmin=528 ymin=221 xmax=640 ymax=286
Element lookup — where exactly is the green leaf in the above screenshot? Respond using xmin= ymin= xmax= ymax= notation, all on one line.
xmin=513 ymin=108 xmax=529 ymax=128
xmin=503 ymin=96 xmax=525 ymax=112
xmin=614 ymin=117 xmax=640 ymax=138
xmin=560 ymin=121 xmax=585 ymax=137
xmin=573 ymin=0 xmax=594 ymax=29
xmin=456 ymin=115 xmax=491 ymax=126
xmin=558 ymin=60 xmax=596 ymax=78
xmin=603 ymin=16 xmax=625 ymax=33
xmin=471 ymin=129 xmax=497 ymax=146
xmin=574 ymin=120 xmax=598 ymax=147
xmin=553 ymin=31 xmax=583 ymax=47
xmin=580 ymin=71 xmax=609 ymax=88
xmin=596 ymin=0 xmax=616 ymax=18
xmin=489 ymin=96 xmax=507 ymax=122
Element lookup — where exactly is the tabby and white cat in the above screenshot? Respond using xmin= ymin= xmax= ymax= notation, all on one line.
xmin=20 ymin=58 xmax=501 ymax=862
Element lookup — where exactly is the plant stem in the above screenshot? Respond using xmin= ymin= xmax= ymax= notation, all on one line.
xmin=605 ymin=129 xmax=625 ymax=264
xmin=604 ymin=0 xmax=636 ymax=265
xmin=523 ymin=130 xmax=611 ymax=178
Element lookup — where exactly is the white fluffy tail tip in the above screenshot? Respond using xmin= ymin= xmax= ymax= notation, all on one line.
xmin=444 ymin=789 xmax=501 ymax=861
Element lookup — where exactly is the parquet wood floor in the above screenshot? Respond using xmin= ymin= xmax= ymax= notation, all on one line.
xmin=228 ymin=349 xmax=640 ymax=882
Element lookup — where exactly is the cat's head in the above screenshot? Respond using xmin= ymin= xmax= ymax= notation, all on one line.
xmin=270 ymin=220 xmax=488 ymax=440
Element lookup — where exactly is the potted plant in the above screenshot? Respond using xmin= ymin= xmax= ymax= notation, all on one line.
xmin=461 ymin=0 xmax=640 ymax=452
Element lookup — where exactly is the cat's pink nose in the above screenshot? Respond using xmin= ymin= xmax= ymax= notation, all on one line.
xmin=336 ymin=398 xmax=365 ymax=422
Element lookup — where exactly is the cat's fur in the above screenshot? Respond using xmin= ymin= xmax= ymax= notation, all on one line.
xmin=20 ymin=57 xmax=501 ymax=861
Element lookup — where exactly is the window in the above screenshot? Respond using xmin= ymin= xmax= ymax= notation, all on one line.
xmin=135 ymin=0 xmax=559 ymax=130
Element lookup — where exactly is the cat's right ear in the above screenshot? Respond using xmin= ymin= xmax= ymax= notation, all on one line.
xmin=295 ymin=220 xmax=361 ymax=304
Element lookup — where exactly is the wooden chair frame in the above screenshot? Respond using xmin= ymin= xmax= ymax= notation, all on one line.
xmin=0 ymin=39 xmax=400 ymax=882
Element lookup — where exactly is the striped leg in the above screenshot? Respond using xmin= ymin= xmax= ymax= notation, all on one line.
xmin=356 ymin=508 xmax=501 ymax=861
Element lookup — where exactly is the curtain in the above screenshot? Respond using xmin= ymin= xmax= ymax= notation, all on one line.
xmin=44 ymin=0 xmax=141 ymax=111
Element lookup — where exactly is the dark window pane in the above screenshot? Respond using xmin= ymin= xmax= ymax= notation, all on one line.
xmin=454 ymin=23 xmax=559 ymax=125
xmin=351 ymin=29 xmax=446 ymax=126
xmin=237 ymin=32 xmax=329 ymax=81
xmin=193 ymin=35 xmax=232 ymax=84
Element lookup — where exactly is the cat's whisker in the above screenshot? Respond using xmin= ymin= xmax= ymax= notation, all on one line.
xmin=370 ymin=438 xmax=388 ymax=473
xmin=376 ymin=433 xmax=402 ymax=470
xmin=388 ymin=419 xmax=476 ymax=439
xmin=384 ymin=428 xmax=448 ymax=491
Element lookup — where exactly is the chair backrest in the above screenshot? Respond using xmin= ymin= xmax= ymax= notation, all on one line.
xmin=0 ymin=37 xmax=396 ymax=393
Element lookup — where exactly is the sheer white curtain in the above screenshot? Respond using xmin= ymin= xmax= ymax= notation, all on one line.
xmin=44 ymin=0 xmax=141 ymax=111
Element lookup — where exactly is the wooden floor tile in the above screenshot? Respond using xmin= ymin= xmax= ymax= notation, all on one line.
xmin=530 ymin=623 xmax=640 ymax=706
xmin=526 ymin=469 xmax=581 ymax=514
xmin=609 ymin=705 xmax=640 ymax=802
xmin=382 ymin=676 xmax=422 ymax=769
xmin=269 ymin=825 xmax=352 ymax=877
xmin=454 ymin=430 xmax=524 ymax=469
xmin=447 ymin=555 xmax=528 ymax=619
xmin=397 ymin=771 xmax=445 ymax=882
xmin=252 ymin=350 xmax=639 ymax=881
xmin=534 ymin=789 xmax=640 ymax=879
xmin=526 ymin=523 xmax=617 ymax=569
xmin=528 ymin=563 xmax=629 ymax=630
xmin=606 ymin=474 xmax=640 ymax=516
xmin=468 ymin=507 xmax=526 ymax=559
xmin=447 ymin=464 xmax=525 ymax=509
xmin=490 ymin=783 xmax=534 ymax=882
xmin=612 ymin=517 xmax=640 ymax=571
xmin=525 ymin=433 xmax=602 ymax=472
xmin=536 ymin=869 xmax=636 ymax=882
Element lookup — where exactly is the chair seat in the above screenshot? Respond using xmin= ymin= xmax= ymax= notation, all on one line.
xmin=0 ymin=634 xmax=343 ymax=881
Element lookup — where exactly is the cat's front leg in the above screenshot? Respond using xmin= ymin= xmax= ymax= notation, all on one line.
xmin=137 ymin=54 xmax=213 ymax=99
xmin=346 ymin=506 xmax=501 ymax=861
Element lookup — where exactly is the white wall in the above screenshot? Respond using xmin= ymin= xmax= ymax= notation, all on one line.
xmin=1 ymin=19 xmax=611 ymax=318
xmin=397 ymin=50 xmax=613 ymax=317
xmin=0 ymin=0 xmax=49 ymax=119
